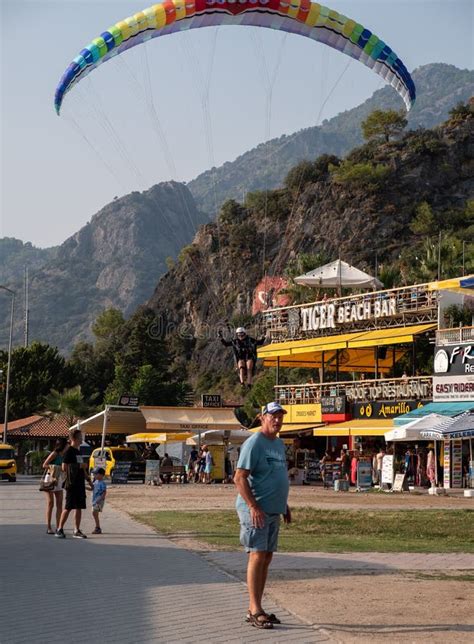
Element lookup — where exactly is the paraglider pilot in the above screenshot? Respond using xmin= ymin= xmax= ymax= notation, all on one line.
xmin=218 ymin=327 xmax=265 ymax=390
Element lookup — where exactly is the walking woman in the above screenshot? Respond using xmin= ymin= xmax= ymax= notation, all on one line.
xmin=42 ymin=438 xmax=67 ymax=534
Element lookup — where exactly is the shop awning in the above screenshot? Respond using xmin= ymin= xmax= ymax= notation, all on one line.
xmin=420 ymin=412 xmax=474 ymax=440
xmin=346 ymin=324 xmax=436 ymax=348
xmin=393 ymin=401 xmax=474 ymax=426
xmin=428 ymin=274 xmax=474 ymax=295
xmin=315 ymin=419 xmax=394 ymax=437
xmin=70 ymin=408 xmax=146 ymax=435
xmin=259 ymin=324 xmax=434 ymax=370
xmin=126 ymin=432 xmax=193 ymax=443
xmin=385 ymin=414 xmax=447 ymax=442
xmin=139 ymin=406 xmax=245 ymax=432
xmin=280 ymin=423 xmax=325 ymax=436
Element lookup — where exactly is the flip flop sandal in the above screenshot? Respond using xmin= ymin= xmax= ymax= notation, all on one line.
xmin=246 ymin=610 xmax=281 ymax=625
xmin=265 ymin=613 xmax=281 ymax=624
xmin=247 ymin=611 xmax=273 ymax=630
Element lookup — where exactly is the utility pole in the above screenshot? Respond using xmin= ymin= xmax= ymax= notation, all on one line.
xmin=437 ymin=231 xmax=442 ymax=281
xmin=0 ymin=286 xmax=15 ymax=444
xmin=24 ymin=266 xmax=29 ymax=347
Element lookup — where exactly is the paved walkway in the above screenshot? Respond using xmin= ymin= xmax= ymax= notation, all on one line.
xmin=1 ymin=479 xmax=327 ymax=643
xmin=206 ymin=550 xmax=474 ymax=574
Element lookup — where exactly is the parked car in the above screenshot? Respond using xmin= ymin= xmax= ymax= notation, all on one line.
xmin=89 ymin=446 xmax=145 ymax=482
xmin=0 ymin=444 xmax=17 ymax=482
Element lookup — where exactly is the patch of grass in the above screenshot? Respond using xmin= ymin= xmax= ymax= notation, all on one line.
xmin=135 ymin=508 xmax=474 ymax=553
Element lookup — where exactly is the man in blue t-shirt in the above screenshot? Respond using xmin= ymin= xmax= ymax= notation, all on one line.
xmin=234 ymin=402 xmax=291 ymax=630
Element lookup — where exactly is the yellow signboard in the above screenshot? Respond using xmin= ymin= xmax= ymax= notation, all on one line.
xmin=282 ymin=404 xmax=322 ymax=425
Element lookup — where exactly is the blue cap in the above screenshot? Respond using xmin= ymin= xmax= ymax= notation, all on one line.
xmin=262 ymin=402 xmax=287 ymax=415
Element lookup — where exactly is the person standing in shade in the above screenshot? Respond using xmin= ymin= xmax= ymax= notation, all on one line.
xmin=376 ymin=447 xmax=385 ymax=488
xmin=234 ymin=402 xmax=291 ymax=630
xmin=56 ymin=429 xmax=93 ymax=539
xmin=203 ymin=445 xmax=213 ymax=484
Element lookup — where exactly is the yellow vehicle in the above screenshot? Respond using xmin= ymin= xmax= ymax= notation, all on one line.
xmin=0 ymin=444 xmax=17 ymax=482
xmin=89 ymin=446 xmax=145 ymax=481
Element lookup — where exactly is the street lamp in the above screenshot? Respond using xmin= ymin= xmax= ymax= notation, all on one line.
xmin=1 ymin=286 xmax=15 ymax=445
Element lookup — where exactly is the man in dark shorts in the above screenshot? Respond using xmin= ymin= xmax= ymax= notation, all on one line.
xmin=56 ymin=428 xmax=93 ymax=539
xmin=234 ymin=402 xmax=291 ymax=630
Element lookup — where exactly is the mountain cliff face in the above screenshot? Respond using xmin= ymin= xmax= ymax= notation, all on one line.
xmin=148 ymin=110 xmax=473 ymax=395
xmin=188 ymin=64 xmax=474 ymax=216
xmin=0 ymin=182 xmax=209 ymax=352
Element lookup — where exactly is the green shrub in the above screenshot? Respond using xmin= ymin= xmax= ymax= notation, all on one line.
xmin=330 ymin=160 xmax=390 ymax=190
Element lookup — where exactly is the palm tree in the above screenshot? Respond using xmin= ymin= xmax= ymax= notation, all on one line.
xmin=43 ymin=385 xmax=97 ymax=429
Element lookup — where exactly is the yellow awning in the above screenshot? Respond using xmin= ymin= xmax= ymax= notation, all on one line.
xmin=313 ymin=427 xmax=351 ymax=437
xmin=140 ymin=406 xmax=244 ymax=432
xmin=126 ymin=432 xmax=193 ymax=443
xmin=317 ymin=419 xmax=394 ymax=437
xmin=428 ymin=275 xmax=474 ymax=295
xmin=279 ymin=423 xmax=324 ymax=434
xmin=259 ymin=324 xmax=435 ymax=370
xmin=347 ymin=323 xmax=437 ymax=348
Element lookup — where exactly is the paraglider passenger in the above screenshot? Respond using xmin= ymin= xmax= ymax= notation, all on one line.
xmin=218 ymin=327 xmax=265 ymax=389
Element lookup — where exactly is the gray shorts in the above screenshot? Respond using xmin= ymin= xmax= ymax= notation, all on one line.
xmin=237 ymin=507 xmax=281 ymax=553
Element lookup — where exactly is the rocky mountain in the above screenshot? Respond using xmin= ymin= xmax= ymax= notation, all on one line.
xmin=0 ymin=182 xmax=209 ymax=352
xmin=0 ymin=239 xmax=57 ymax=285
xmin=188 ymin=64 xmax=474 ymax=216
xmin=148 ymin=108 xmax=474 ymax=397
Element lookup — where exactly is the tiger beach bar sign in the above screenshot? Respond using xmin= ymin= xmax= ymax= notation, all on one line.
xmin=301 ymin=297 xmax=396 ymax=332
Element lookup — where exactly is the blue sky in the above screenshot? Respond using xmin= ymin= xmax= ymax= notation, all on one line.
xmin=1 ymin=0 xmax=473 ymax=247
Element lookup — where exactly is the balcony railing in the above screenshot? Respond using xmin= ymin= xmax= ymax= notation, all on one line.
xmin=436 ymin=326 xmax=474 ymax=346
xmin=275 ymin=376 xmax=433 ymax=405
xmin=263 ymin=282 xmax=438 ymax=343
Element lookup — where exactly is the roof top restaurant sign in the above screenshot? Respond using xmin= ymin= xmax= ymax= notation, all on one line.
xmin=345 ymin=377 xmax=432 ymax=402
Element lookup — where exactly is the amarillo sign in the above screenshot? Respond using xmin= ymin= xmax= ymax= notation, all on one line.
xmin=301 ymin=298 xmax=396 ymax=331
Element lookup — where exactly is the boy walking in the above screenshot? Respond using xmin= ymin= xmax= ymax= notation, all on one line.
xmin=92 ymin=467 xmax=107 ymax=534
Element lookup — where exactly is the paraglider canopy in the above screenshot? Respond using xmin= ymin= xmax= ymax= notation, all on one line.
xmin=54 ymin=0 xmax=416 ymax=114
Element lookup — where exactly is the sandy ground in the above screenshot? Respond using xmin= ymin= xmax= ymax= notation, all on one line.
xmin=107 ymin=481 xmax=473 ymax=514
xmin=109 ymin=484 xmax=474 ymax=643
xmin=266 ymin=572 xmax=474 ymax=643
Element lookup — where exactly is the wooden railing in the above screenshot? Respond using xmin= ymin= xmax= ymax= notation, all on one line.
xmin=275 ymin=376 xmax=433 ymax=405
xmin=436 ymin=326 xmax=474 ymax=346
xmin=263 ymin=282 xmax=438 ymax=342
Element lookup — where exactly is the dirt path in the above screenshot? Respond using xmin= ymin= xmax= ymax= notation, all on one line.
xmin=108 ymin=482 xmax=473 ymax=514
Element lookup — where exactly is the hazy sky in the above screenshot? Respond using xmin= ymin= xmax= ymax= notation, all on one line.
xmin=1 ymin=0 xmax=473 ymax=248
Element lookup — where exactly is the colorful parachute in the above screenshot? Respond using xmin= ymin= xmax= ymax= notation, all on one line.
xmin=54 ymin=0 xmax=415 ymax=115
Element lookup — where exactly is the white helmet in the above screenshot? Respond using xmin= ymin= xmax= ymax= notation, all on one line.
xmin=236 ymin=327 xmax=246 ymax=335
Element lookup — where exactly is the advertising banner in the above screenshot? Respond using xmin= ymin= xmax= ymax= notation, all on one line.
xmin=282 ymin=403 xmax=322 ymax=425
xmin=434 ymin=344 xmax=474 ymax=377
xmin=433 ymin=374 xmax=474 ymax=402
xmin=111 ymin=462 xmax=131 ymax=484
xmin=357 ymin=460 xmax=373 ymax=489
xmin=381 ymin=455 xmax=394 ymax=485
xmin=352 ymin=400 xmax=429 ymax=419
xmin=443 ymin=442 xmax=451 ymax=489
xmin=451 ymin=439 xmax=463 ymax=488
